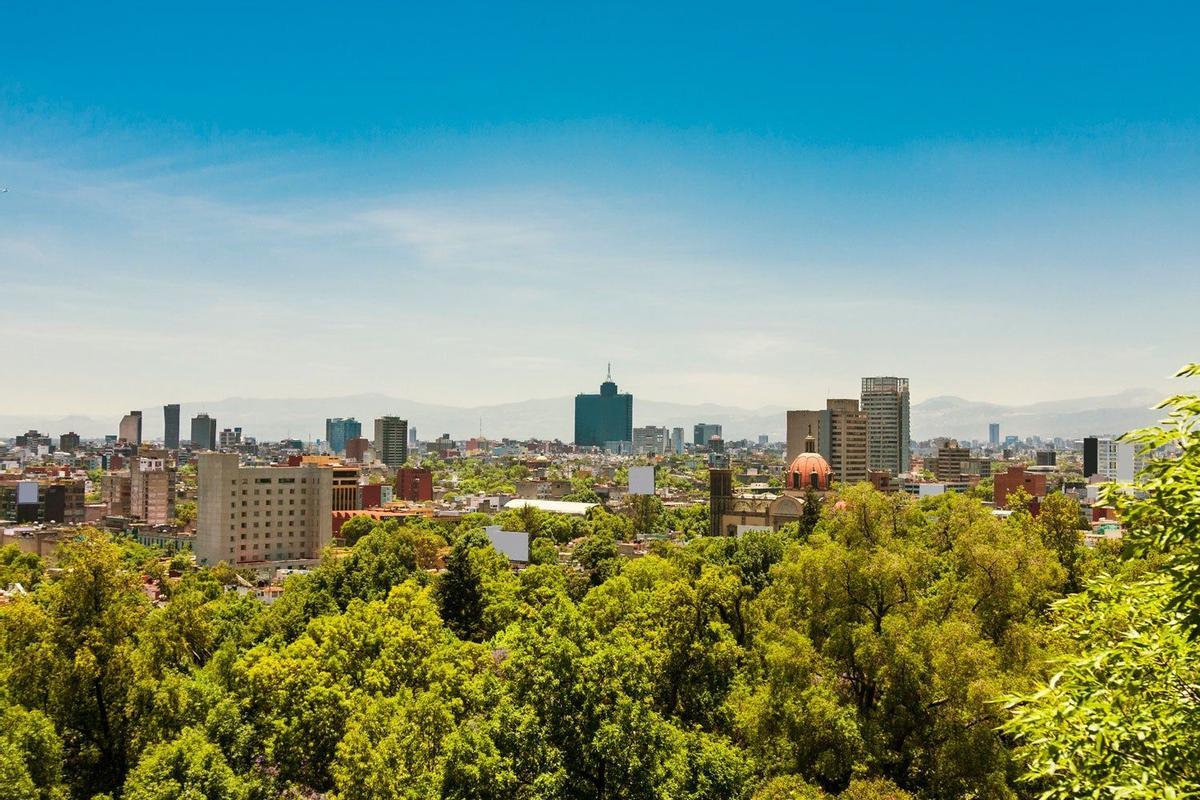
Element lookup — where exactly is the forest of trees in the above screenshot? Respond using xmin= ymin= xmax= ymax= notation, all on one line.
xmin=1 ymin=367 xmax=1196 ymax=800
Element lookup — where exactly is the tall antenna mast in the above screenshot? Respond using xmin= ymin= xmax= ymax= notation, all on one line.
xmin=607 ymin=362 xmax=612 ymax=381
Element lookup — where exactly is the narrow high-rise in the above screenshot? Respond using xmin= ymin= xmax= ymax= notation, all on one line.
xmin=861 ymin=376 xmax=911 ymax=476
xmin=988 ymin=422 xmax=1000 ymax=448
xmin=374 ymin=416 xmax=409 ymax=468
xmin=164 ymin=404 xmax=181 ymax=449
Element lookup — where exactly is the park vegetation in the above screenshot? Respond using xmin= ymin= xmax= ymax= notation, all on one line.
xmin=1 ymin=366 xmax=1197 ymax=800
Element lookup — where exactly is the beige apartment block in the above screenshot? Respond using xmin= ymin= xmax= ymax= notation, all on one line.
xmin=196 ymin=452 xmax=332 ymax=566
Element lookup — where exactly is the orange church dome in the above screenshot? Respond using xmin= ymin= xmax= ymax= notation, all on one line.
xmin=788 ymin=451 xmax=833 ymax=491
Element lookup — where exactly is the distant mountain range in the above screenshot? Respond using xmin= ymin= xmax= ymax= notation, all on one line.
xmin=1 ymin=388 xmax=1168 ymax=444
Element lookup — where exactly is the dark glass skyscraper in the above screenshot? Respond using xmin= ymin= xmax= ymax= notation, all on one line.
xmin=574 ymin=366 xmax=633 ymax=447
xmin=164 ymin=404 xmax=181 ymax=449
xmin=191 ymin=413 xmax=217 ymax=450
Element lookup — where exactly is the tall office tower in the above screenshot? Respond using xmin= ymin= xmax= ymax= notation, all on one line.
xmin=786 ymin=399 xmax=868 ymax=485
xmin=408 ymin=427 xmax=418 ymax=447
xmin=632 ymin=425 xmax=669 ymax=455
xmin=325 ymin=417 xmax=362 ymax=455
xmin=988 ymin=422 xmax=1000 ymax=448
xmin=164 ymin=404 xmax=181 ymax=449
xmin=118 ymin=410 xmax=143 ymax=445
xmin=861 ymin=376 xmax=911 ymax=476
xmin=59 ymin=431 xmax=81 ymax=452
xmin=574 ymin=365 xmax=633 ymax=447
xmin=195 ymin=452 xmax=333 ymax=566
xmin=191 ymin=413 xmax=217 ymax=450
xmin=130 ymin=447 xmax=177 ymax=525
xmin=374 ymin=416 xmax=409 ymax=468
xmin=693 ymin=423 xmax=723 ymax=446
xmin=671 ymin=427 xmax=685 ymax=455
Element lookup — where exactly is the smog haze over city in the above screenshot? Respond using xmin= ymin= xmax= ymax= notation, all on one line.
xmin=2 ymin=3 xmax=1198 ymax=421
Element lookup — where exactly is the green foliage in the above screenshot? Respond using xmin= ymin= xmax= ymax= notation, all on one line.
xmin=173 ymin=500 xmax=197 ymax=527
xmin=122 ymin=727 xmax=249 ymax=800
xmin=0 ymin=545 xmax=43 ymax=589
xmin=1106 ymin=363 xmax=1200 ymax=635
xmin=17 ymin=453 xmax=1196 ymax=800
xmin=1003 ymin=574 xmax=1200 ymax=798
xmin=0 ymin=702 xmax=67 ymax=800
xmin=338 ymin=514 xmax=377 ymax=545
xmin=1003 ymin=366 xmax=1200 ymax=799
xmin=436 ymin=528 xmax=515 ymax=641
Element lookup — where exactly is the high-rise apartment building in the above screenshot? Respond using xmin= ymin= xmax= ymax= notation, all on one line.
xmin=826 ymin=399 xmax=869 ymax=486
xmin=195 ymin=452 xmax=333 ymax=566
xmin=988 ymin=422 xmax=1000 ymax=448
xmin=693 ymin=423 xmax=723 ymax=446
xmin=102 ymin=473 xmax=132 ymax=517
xmin=632 ymin=425 xmax=669 ymax=455
xmin=1083 ymin=436 xmax=1145 ymax=483
xmin=934 ymin=440 xmax=971 ymax=482
xmin=574 ymin=367 xmax=633 ymax=448
xmin=374 ymin=417 xmax=409 ymax=468
xmin=191 ymin=414 xmax=217 ymax=450
xmin=786 ymin=399 xmax=868 ymax=485
xmin=325 ymin=417 xmax=362 ymax=455
xmin=118 ymin=411 xmax=143 ymax=446
xmin=861 ymin=377 xmax=911 ymax=476
xmin=130 ymin=447 xmax=177 ymax=525
xmin=164 ymin=404 xmax=181 ymax=449
xmin=59 ymin=431 xmax=81 ymax=452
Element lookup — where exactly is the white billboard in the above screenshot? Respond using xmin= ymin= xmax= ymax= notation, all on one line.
xmin=628 ymin=465 xmax=655 ymax=496
xmin=485 ymin=526 xmax=530 ymax=563
xmin=16 ymin=481 xmax=38 ymax=505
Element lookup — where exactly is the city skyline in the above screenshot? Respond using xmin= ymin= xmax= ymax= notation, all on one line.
xmin=3 ymin=5 xmax=1198 ymax=413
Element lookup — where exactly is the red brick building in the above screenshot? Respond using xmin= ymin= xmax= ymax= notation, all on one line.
xmin=395 ymin=467 xmax=433 ymax=502
xmin=993 ymin=465 xmax=1047 ymax=511
xmin=345 ymin=437 xmax=370 ymax=462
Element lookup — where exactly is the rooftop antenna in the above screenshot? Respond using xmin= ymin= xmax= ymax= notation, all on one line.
xmin=607 ymin=362 xmax=612 ymax=381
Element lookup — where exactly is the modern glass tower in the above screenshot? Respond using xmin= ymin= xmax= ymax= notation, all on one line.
xmin=574 ymin=365 xmax=633 ymax=447
xmin=325 ymin=417 xmax=362 ymax=455
xmin=164 ymin=404 xmax=180 ymax=449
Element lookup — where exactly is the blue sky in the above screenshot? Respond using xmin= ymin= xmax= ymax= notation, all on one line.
xmin=2 ymin=3 xmax=1198 ymax=415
